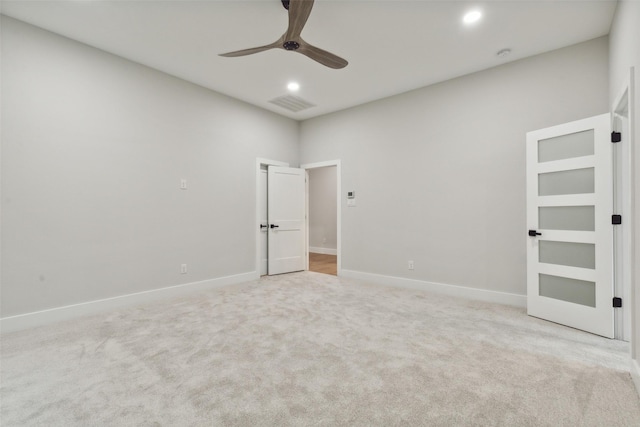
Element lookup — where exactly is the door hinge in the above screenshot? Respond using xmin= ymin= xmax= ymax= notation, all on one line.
xmin=613 ymin=297 xmax=622 ymax=308
xmin=611 ymin=131 xmax=621 ymax=143
xmin=612 ymin=214 xmax=622 ymax=225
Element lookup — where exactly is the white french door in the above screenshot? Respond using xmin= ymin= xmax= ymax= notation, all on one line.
xmin=267 ymin=166 xmax=306 ymax=275
xmin=526 ymin=114 xmax=614 ymax=338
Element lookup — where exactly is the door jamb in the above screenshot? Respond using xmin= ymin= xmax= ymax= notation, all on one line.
xmin=305 ymin=169 xmax=310 ymax=271
xmin=301 ymin=160 xmax=342 ymax=276
xmin=611 ymin=68 xmax=635 ymax=342
xmin=255 ymin=158 xmax=289 ymax=277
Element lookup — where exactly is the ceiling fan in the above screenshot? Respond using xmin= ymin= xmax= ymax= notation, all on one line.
xmin=219 ymin=0 xmax=348 ymax=69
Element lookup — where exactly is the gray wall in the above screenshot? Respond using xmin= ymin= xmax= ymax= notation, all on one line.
xmin=608 ymin=0 xmax=640 ymax=368
xmin=0 ymin=15 xmax=618 ymax=326
xmin=1 ymin=17 xmax=299 ymax=317
xmin=300 ymin=37 xmax=609 ymax=296
xmin=308 ymin=167 xmax=337 ymax=252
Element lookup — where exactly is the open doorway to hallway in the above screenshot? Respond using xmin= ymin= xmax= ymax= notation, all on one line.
xmin=307 ymin=165 xmax=338 ymax=276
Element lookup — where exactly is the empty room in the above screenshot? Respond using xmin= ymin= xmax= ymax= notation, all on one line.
xmin=2 ymin=0 xmax=640 ymax=425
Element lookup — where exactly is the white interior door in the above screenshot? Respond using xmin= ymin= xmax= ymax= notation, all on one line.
xmin=268 ymin=166 xmax=306 ymax=275
xmin=526 ymin=114 xmax=614 ymax=338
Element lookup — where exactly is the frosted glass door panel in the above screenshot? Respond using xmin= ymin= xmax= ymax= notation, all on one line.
xmin=538 ymin=130 xmax=594 ymax=163
xmin=539 ymin=274 xmax=596 ymax=307
xmin=538 ymin=168 xmax=594 ymax=196
xmin=539 ymin=206 xmax=595 ymax=231
xmin=539 ymin=241 xmax=595 ymax=269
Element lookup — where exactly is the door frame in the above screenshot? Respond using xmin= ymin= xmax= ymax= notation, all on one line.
xmin=255 ymin=158 xmax=289 ymax=277
xmin=611 ymin=67 xmax=636 ymax=343
xmin=301 ymin=160 xmax=342 ymax=276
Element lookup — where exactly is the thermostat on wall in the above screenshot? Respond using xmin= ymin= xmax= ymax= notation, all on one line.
xmin=347 ymin=191 xmax=356 ymax=207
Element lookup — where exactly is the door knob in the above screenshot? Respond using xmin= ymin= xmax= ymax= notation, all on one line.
xmin=528 ymin=230 xmax=542 ymax=237
xmin=260 ymin=224 xmax=268 ymax=229
xmin=270 ymin=224 xmax=279 ymax=229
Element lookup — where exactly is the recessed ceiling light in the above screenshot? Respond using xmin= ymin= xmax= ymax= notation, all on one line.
xmin=287 ymin=82 xmax=300 ymax=92
xmin=463 ymin=10 xmax=482 ymax=24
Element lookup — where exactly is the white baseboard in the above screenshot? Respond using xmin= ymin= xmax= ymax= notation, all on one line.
xmin=340 ymin=269 xmax=526 ymax=308
xmin=632 ymin=359 xmax=640 ymax=399
xmin=309 ymin=247 xmax=337 ymax=255
xmin=0 ymin=271 xmax=258 ymax=334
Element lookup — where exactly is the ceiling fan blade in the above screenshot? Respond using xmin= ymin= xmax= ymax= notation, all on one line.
xmin=285 ymin=0 xmax=315 ymax=40
xmin=219 ymin=40 xmax=281 ymax=57
xmin=297 ymin=41 xmax=348 ymax=69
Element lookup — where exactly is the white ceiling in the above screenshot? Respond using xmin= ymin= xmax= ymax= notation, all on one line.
xmin=1 ymin=0 xmax=617 ymax=120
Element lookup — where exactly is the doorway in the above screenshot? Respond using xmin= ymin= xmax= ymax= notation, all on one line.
xmin=303 ymin=160 xmax=342 ymax=276
xmin=257 ymin=158 xmax=342 ymax=277
xmin=307 ymin=166 xmax=338 ymax=275
xmin=526 ymin=87 xmax=635 ymax=340
xmin=526 ymin=114 xmax=614 ymax=338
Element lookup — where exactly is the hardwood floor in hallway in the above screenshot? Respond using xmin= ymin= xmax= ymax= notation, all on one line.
xmin=309 ymin=253 xmax=337 ymax=276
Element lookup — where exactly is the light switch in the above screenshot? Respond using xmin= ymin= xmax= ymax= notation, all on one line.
xmin=180 ymin=179 xmax=187 ymax=189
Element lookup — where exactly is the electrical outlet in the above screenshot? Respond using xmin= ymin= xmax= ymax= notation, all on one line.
xmin=181 ymin=264 xmax=187 ymax=274
xmin=408 ymin=260 xmax=414 ymax=270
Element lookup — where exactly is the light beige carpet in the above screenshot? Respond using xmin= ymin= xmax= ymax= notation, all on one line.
xmin=1 ymin=271 xmax=639 ymax=426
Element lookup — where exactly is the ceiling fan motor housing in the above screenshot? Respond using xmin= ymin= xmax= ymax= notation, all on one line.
xmin=283 ymin=40 xmax=300 ymax=50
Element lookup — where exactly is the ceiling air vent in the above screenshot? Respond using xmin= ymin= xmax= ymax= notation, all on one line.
xmin=268 ymin=95 xmax=316 ymax=113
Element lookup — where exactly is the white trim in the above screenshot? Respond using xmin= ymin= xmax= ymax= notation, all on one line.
xmin=537 ymin=155 xmax=595 ymax=174
xmin=300 ymin=160 xmax=339 ymax=169
xmin=611 ymin=68 xmax=635 ymax=343
xmin=0 ymin=272 xmax=257 ymax=334
xmin=631 ymin=359 xmax=640 ymax=398
xmin=340 ymin=269 xmax=526 ymax=308
xmin=301 ymin=160 xmax=342 ymax=276
xmin=537 ymin=194 xmax=596 ymax=207
xmin=309 ymin=247 xmax=338 ymax=255
xmin=256 ymin=158 xmax=288 ymax=168
xmin=256 ymin=158 xmax=289 ymax=276
xmin=537 ymin=263 xmax=596 ymax=282
xmin=537 ymin=230 xmax=595 ymax=244
xmin=304 ymin=170 xmax=311 ymax=273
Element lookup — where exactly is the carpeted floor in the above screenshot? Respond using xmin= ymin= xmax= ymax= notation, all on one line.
xmin=1 ymin=271 xmax=639 ymax=426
